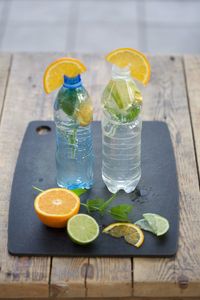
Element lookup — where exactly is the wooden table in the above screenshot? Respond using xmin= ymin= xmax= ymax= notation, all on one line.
xmin=0 ymin=53 xmax=200 ymax=299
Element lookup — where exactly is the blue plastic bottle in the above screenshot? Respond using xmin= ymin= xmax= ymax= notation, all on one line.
xmin=54 ymin=75 xmax=93 ymax=189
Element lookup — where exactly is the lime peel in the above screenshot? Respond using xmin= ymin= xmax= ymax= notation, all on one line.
xmin=135 ymin=219 xmax=155 ymax=234
xmin=135 ymin=213 xmax=169 ymax=236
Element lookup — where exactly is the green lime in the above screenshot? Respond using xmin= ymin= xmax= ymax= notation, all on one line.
xmin=67 ymin=214 xmax=99 ymax=244
xmin=135 ymin=219 xmax=155 ymax=234
xmin=143 ymin=213 xmax=169 ymax=236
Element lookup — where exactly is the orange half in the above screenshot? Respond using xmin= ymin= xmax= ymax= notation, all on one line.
xmin=106 ymin=48 xmax=151 ymax=85
xmin=43 ymin=57 xmax=86 ymax=94
xmin=34 ymin=188 xmax=80 ymax=228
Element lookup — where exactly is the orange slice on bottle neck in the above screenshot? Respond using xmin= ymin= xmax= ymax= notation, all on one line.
xmin=43 ymin=57 xmax=86 ymax=94
xmin=106 ymin=48 xmax=151 ymax=85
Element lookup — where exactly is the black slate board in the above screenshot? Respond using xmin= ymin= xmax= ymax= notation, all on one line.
xmin=8 ymin=121 xmax=179 ymax=257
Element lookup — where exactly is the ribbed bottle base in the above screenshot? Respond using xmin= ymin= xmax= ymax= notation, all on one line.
xmin=102 ymin=174 xmax=141 ymax=194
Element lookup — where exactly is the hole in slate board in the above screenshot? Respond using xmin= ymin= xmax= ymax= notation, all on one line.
xmin=36 ymin=126 xmax=51 ymax=135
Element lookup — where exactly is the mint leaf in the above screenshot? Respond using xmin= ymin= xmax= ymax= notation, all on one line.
xmin=109 ymin=204 xmax=133 ymax=222
xmin=81 ymin=194 xmax=116 ymax=215
xmin=58 ymin=88 xmax=77 ymax=116
xmin=85 ymin=198 xmax=105 ymax=212
xmin=72 ymin=188 xmax=87 ymax=196
xmin=80 ymin=193 xmax=134 ymax=222
xmin=99 ymin=194 xmax=116 ymax=214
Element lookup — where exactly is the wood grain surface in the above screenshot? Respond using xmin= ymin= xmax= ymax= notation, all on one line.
xmin=86 ymin=258 xmax=132 ymax=298
xmin=184 ymin=56 xmax=200 ymax=182
xmin=0 ymin=53 xmax=53 ymax=298
xmin=134 ymin=56 xmax=200 ymax=297
xmin=0 ymin=53 xmax=200 ymax=299
xmin=0 ymin=54 xmax=11 ymax=122
xmin=5 ymin=297 xmax=199 ymax=300
xmin=50 ymin=258 xmax=88 ymax=298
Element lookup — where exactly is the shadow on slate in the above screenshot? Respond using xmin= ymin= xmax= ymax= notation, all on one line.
xmin=8 ymin=121 xmax=179 ymax=257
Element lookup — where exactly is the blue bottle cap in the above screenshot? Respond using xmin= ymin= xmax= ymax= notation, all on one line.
xmin=63 ymin=75 xmax=82 ymax=89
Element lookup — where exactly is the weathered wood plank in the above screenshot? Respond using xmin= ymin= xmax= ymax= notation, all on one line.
xmin=50 ymin=258 xmax=88 ymax=298
xmin=10 ymin=297 xmax=200 ymax=300
xmin=82 ymin=54 xmax=133 ymax=298
xmin=50 ymin=53 xmax=133 ymax=298
xmin=0 ymin=53 xmax=57 ymax=298
xmin=184 ymin=55 xmax=200 ymax=181
xmin=86 ymin=258 xmax=132 ymax=298
xmin=133 ymin=56 xmax=200 ymax=297
xmin=0 ymin=54 xmax=11 ymax=122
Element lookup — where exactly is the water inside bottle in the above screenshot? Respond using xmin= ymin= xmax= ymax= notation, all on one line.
xmin=101 ymin=65 xmax=142 ymax=193
xmin=102 ymin=113 xmax=142 ymax=193
xmin=54 ymin=75 xmax=94 ymax=189
xmin=55 ymin=119 xmax=93 ymax=189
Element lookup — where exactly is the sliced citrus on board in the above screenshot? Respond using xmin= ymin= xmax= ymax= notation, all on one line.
xmin=106 ymin=48 xmax=151 ymax=85
xmin=34 ymin=188 xmax=80 ymax=228
xmin=67 ymin=214 xmax=99 ymax=244
xmin=75 ymin=101 xmax=93 ymax=126
xmin=43 ymin=57 xmax=86 ymax=94
xmin=103 ymin=223 xmax=144 ymax=248
xmin=143 ymin=213 xmax=169 ymax=236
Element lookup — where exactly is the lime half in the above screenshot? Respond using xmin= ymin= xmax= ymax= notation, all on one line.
xmin=143 ymin=213 xmax=169 ymax=236
xmin=67 ymin=214 xmax=99 ymax=244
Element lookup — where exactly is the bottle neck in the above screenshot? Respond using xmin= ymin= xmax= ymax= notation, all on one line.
xmin=63 ymin=75 xmax=82 ymax=89
xmin=111 ymin=65 xmax=131 ymax=80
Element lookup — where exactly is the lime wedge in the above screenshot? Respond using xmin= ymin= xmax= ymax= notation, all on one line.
xmin=135 ymin=219 xmax=155 ymax=234
xmin=143 ymin=213 xmax=169 ymax=236
xmin=67 ymin=214 xmax=99 ymax=244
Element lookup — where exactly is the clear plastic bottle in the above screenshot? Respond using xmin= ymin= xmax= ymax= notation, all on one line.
xmin=101 ymin=65 xmax=143 ymax=193
xmin=54 ymin=75 xmax=93 ymax=189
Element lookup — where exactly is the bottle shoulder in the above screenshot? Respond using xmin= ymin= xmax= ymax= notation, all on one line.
xmin=54 ymin=85 xmax=93 ymax=127
xmin=54 ymin=86 xmax=91 ymax=110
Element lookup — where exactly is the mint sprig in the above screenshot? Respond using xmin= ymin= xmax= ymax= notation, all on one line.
xmin=81 ymin=194 xmax=133 ymax=222
xmin=72 ymin=188 xmax=88 ymax=196
xmin=82 ymin=198 xmax=105 ymax=213
xmin=32 ymin=186 xmax=44 ymax=193
xmin=110 ymin=204 xmax=133 ymax=222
